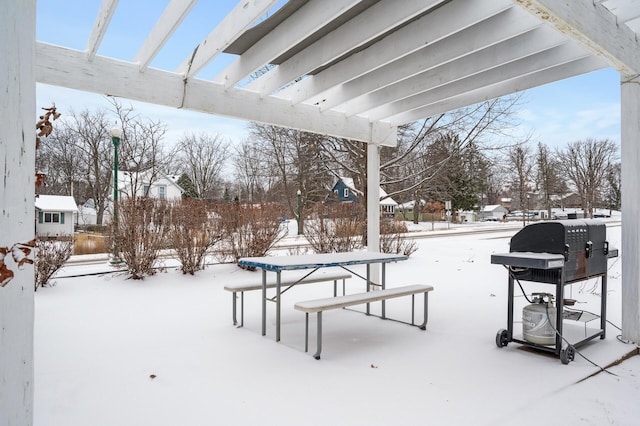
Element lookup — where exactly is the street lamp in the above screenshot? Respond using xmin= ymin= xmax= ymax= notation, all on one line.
xmin=111 ymin=127 xmax=122 ymax=261
xmin=297 ymin=189 xmax=302 ymax=235
xmin=526 ymin=193 xmax=531 ymax=225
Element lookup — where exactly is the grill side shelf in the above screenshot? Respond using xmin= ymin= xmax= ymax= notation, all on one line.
xmin=491 ymin=252 xmax=565 ymax=270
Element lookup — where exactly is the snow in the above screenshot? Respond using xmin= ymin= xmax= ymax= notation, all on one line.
xmin=34 ymin=217 xmax=640 ymax=425
xmin=34 ymin=194 xmax=78 ymax=212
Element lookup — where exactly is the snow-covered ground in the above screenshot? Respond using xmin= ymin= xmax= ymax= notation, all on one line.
xmin=34 ymin=216 xmax=639 ymax=425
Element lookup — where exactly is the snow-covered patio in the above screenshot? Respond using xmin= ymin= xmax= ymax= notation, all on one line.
xmin=34 ymin=220 xmax=639 ymax=425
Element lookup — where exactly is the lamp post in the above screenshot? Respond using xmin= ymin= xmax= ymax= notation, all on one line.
xmin=297 ymin=189 xmax=302 ymax=235
xmin=111 ymin=127 xmax=122 ymax=261
xmin=526 ymin=193 xmax=531 ymax=225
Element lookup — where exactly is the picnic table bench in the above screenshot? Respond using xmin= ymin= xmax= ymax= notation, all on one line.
xmin=224 ymin=270 xmax=351 ymax=327
xmin=295 ymin=284 xmax=434 ymax=359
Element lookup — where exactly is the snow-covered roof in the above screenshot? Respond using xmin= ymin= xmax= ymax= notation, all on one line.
xmin=35 ymin=195 xmax=78 ymax=212
xmin=337 ymin=177 xmax=397 ymax=206
xmin=482 ymin=204 xmax=507 ymax=212
xmin=337 ymin=177 xmax=355 ymax=191
xmin=379 ymin=188 xmax=397 ymax=206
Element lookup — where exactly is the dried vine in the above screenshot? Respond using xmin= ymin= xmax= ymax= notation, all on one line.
xmin=1 ymin=105 xmax=60 ymax=288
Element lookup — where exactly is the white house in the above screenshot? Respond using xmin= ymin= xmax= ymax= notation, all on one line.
xmin=119 ymin=170 xmax=184 ymax=200
xmin=75 ymin=204 xmax=98 ymax=226
xmin=35 ymin=195 xmax=78 ymax=237
xmin=481 ymin=204 xmax=508 ymax=221
xmin=379 ymin=187 xmax=398 ymax=217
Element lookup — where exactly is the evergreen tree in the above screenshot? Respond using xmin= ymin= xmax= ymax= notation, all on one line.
xmin=177 ymin=173 xmax=198 ymax=199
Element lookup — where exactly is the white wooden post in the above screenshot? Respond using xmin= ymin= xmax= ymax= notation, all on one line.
xmin=1 ymin=1 xmax=36 ymax=424
xmin=367 ymin=142 xmax=381 ymax=284
xmin=621 ymin=73 xmax=640 ymax=344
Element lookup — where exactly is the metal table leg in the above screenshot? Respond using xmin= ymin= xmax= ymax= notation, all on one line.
xmin=261 ymin=269 xmax=267 ymax=336
xmin=276 ymin=271 xmax=281 ymax=342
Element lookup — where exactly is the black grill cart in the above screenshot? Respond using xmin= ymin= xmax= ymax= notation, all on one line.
xmin=491 ymin=220 xmax=618 ymax=364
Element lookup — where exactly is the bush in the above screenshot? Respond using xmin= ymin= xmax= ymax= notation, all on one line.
xmin=215 ymin=202 xmax=287 ymax=267
xmin=168 ymin=199 xmax=224 ymax=275
xmin=34 ymin=236 xmax=73 ymax=291
xmin=303 ymin=203 xmax=364 ymax=253
xmin=114 ymin=197 xmax=169 ymax=280
xmin=379 ymin=219 xmax=418 ymax=256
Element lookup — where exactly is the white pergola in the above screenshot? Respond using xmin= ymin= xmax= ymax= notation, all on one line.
xmin=2 ymin=1 xmax=639 ymax=423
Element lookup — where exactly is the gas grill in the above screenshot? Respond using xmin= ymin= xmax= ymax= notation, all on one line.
xmin=491 ymin=220 xmax=618 ymax=364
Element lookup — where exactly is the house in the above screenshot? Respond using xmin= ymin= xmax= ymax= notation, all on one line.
xmin=75 ymin=203 xmax=98 ymax=226
xmin=331 ymin=177 xmax=358 ymax=202
xmin=331 ymin=177 xmax=398 ymax=217
xmin=379 ymin=188 xmax=398 ymax=218
xmin=481 ymin=204 xmax=508 ymax=221
xmin=119 ymin=170 xmax=184 ymax=200
xmin=35 ymin=195 xmax=78 ymax=237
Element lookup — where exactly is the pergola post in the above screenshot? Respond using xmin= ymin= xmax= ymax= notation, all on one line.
xmin=621 ymin=73 xmax=640 ymax=345
xmin=367 ymin=142 xmax=381 ymax=284
xmin=0 ymin=0 xmax=36 ymax=424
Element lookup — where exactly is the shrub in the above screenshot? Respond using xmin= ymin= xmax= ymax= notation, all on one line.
xmin=114 ymin=197 xmax=169 ymax=280
xmin=168 ymin=199 xmax=224 ymax=275
xmin=34 ymin=236 xmax=73 ymax=291
xmin=304 ymin=203 xmax=364 ymax=253
xmin=379 ymin=219 xmax=418 ymax=256
xmin=215 ymin=202 xmax=287 ymax=267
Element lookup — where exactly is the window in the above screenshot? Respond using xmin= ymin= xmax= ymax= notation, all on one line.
xmin=343 ymin=188 xmax=349 ymax=198
xmin=40 ymin=211 xmax=64 ymax=224
xmin=159 ymin=185 xmax=166 ymax=199
xmin=45 ymin=212 xmax=60 ymax=223
xmin=143 ymin=185 xmax=150 ymax=197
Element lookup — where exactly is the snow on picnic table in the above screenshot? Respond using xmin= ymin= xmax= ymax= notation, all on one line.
xmin=34 ymin=218 xmax=639 ymax=425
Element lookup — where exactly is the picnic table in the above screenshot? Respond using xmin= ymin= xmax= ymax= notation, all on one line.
xmin=237 ymin=251 xmax=409 ymax=342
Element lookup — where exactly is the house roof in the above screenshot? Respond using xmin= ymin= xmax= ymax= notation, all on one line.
xmin=379 ymin=188 xmax=397 ymax=206
xmin=337 ymin=177 xmax=397 ymax=205
xmin=119 ymin=170 xmax=185 ymax=193
xmin=35 ymin=195 xmax=78 ymax=212
xmin=483 ymin=204 xmax=508 ymax=212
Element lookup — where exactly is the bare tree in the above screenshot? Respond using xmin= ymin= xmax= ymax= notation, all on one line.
xmin=177 ymin=132 xmax=230 ymax=199
xmin=36 ymin=125 xmax=84 ymax=198
xmin=233 ymin=138 xmax=268 ymax=203
xmin=62 ymin=108 xmax=114 ymax=225
xmin=318 ymin=95 xmax=522 ymax=216
xmin=557 ymin=138 xmax=618 ymax=218
xmin=109 ymin=99 xmax=175 ymax=198
xmin=249 ymin=124 xmax=331 ymax=232
xmin=508 ymin=143 xmax=534 ymax=226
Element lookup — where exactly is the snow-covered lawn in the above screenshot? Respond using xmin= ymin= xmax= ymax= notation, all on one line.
xmin=34 ymin=220 xmax=639 ymax=425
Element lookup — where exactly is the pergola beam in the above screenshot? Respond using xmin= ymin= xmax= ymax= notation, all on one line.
xmin=175 ymin=0 xmax=279 ymax=78
xmin=278 ymin=0 xmax=515 ymax=106
xmin=313 ymin=8 xmax=542 ymax=112
xmin=35 ymin=42 xmax=397 ymax=146
xmin=245 ymin=0 xmax=445 ymax=96
xmin=515 ymin=0 xmax=640 ymax=74
xmin=366 ymin=43 xmax=593 ymax=122
xmin=387 ymin=55 xmax=607 ymax=126
xmin=134 ymin=0 xmax=198 ymax=71
xmin=213 ymin=0 xmax=361 ymax=89
xmin=85 ymin=0 xmax=118 ymax=62
xmin=341 ymin=25 xmax=566 ymax=117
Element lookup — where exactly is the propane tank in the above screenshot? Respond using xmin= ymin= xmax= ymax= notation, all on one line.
xmin=522 ymin=293 xmax=557 ymax=345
